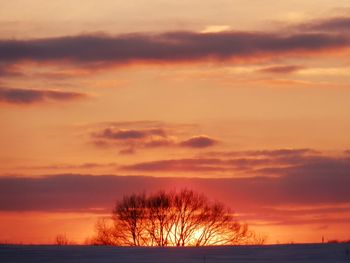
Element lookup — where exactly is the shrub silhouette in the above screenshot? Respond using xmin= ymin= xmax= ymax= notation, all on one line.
xmin=55 ymin=234 xmax=71 ymax=245
xmin=92 ymin=189 xmax=264 ymax=246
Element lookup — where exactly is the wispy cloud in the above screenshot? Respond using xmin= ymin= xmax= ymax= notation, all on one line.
xmin=179 ymin=135 xmax=218 ymax=148
xmin=121 ymin=149 xmax=349 ymax=178
xmin=297 ymin=16 xmax=350 ymax=32
xmin=91 ymin=125 xmax=218 ymax=152
xmin=121 ymin=158 xmax=230 ymax=172
xmin=0 ymin=87 xmax=87 ymax=105
xmin=257 ymin=65 xmax=304 ymax=74
xmin=20 ymin=163 xmax=118 ymax=171
xmin=201 ymin=148 xmax=318 ymax=158
xmin=0 ymin=65 xmax=24 ymax=77
xmin=92 ymin=127 xmax=175 ymax=151
xmin=95 ymin=127 xmax=167 ymax=140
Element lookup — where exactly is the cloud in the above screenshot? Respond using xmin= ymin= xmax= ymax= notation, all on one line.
xmin=0 ymin=65 xmax=23 ymax=77
xmin=179 ymin=135 xmax=218 ymax=148
xmin=119 ymin=148 xmax=136 ymax=155
xmin=121 ymin=158 xmax=230 ymax=172
xmin=202 ymin=148 xmax=318 ymax=158
xmin=96 ymin=128 xmax=167 ymax=140
xmin=243 ymin=204 xmax=350 ymax=226
xmin=80 ymin=121 xmax=198 ymax=134
xmin=92 ymin=126 xmax=217 ymax=152
xmin=0 ymin=87 xmax=87 ymax=105
xmin=257 ymin=155 xmax=350 ymax=178
xmin=0 ymin=172 xmax=349 ymax=225
xmin=298 ymin=17 xmax=350 ymax=32
xmin=120 ymin=157 xmax=278 ymax=173
xmin=21 ymin=163 xmax=118 ymax=171
xmin=1 ymin=149 xmax=349 ymax=226
xmin=92 ymin=127 xmax=174 ymax=151
xmin=243 ymin=148 xmax=317 ymax=157
xmin=121 ymin=149 xmax=349 ymax=176
xmin=0 ymin=27 xmax=349 ymax=67
xmin=258 ymin=65 xmax=304 ymax=74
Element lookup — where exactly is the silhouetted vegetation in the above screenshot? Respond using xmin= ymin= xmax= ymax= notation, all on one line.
xmin=91 ymin=189 xmax=265 ymax=246
xmin=328 ymin=239 xmax=350 ymax=244
xmin=55 ymin=234 xmax=71 ymax=245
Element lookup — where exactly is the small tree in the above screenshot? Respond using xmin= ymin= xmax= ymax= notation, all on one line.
xmin=93 ymin=189 xmax=264 ymax=246
xmin=90 ymin=218 xmax=124 ymax=246
xmin=55 ymin=234 xmax=70 ymax=245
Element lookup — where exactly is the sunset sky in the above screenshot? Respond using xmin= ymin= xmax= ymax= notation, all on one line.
xmin=1 ymin=0 xmax=350 ymax=244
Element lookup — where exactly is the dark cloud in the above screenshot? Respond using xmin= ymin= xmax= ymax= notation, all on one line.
xmin=180 ymin=136 xmax=218 ymax=148
xmin=247 ymin=148 xmax=318 ymax=157
xmin=121 ymin=158 xmax=275 ymax=174
xmin=120 ymin=156 xmax=289 ymax=173
xmin=96 ymin=128 xmax=167 ymax=140
xmin=120 ymin=158 xmax=266 ymax=172
xmin=92 ymin=127 xmax=174 ymax=151
xmin=21 ymin=163 xmax=118 ymax=171
xmin=0 ymin=87 xmax=87 ymax=105
xmin=201 ymin=148 xmax=317 ymax=158
xmin=257 ymin=156 xmax=350 ymax=177
xmin=0 ymin=172 xmax=349 ymax=220
xmin=258 ymin=65 xmax=304 ymax=74
xmin=121 ymin=158 xmax=230 ymax=172
xmin=1 ymin=149 xmax=349 ymax=226
xmin=92 ymin=126 xmax=217 ymax=151
xmin=121 ymin=150 xmax=350 ymax=178
xmin=0 ymin=65 xmax=23 ymax=77
xmin=0 ymin=30 xmax=349 ymax=66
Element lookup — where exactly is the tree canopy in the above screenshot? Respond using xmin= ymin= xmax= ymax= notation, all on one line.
xmin=92 ymin=189 xmax=264 ymax=246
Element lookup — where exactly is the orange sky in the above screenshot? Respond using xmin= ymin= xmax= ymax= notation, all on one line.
xmin=1 ymin=0 xmax=350 ymax=244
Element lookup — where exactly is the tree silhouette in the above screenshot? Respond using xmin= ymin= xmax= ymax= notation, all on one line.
xmin=55 ymin=234 xmax=71 ymax=245
xmin=92 ymin=189 xmax=265 ymax=246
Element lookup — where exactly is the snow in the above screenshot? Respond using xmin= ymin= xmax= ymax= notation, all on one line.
xmin=0 ymin=244 xmax=349 ymax=263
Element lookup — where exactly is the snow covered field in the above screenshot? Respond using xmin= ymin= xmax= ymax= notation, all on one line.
xmin=1 ymin=244 xmax=349 ymax=263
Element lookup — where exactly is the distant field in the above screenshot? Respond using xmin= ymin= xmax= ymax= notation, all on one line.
xmin=1 ymin=244 xmax=349 ymax=263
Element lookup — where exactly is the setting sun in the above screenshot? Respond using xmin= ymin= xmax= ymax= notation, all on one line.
xmin=1 ymin=0 xmax=350 ymax=248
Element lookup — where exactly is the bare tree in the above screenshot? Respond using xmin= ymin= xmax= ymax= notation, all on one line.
xmin=55 ymin=234 xmax=70 ymax=245
xmin=89 ymin=218 xmax=124 ymax=246
xmin=93 ymin=189 xmax=264 ymax=246
xmin=171 ymin=189 xmax=207 ymax=246
xmin=113 ymin=193 xmax=147 ymax=246
xmin=146 ymin=191 xmax=174 ymax=246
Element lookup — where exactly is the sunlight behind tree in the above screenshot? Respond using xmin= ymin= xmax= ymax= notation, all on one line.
xmin=91 ymin=189 xmax=265 ymax=246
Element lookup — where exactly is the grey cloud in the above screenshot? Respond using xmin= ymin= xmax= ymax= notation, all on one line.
xmin=258 ymin=65 xmax=304 ymax=74
xmin=96 ymin=128 xmax=167 ymax=140
xmin=0 ymin=87 xmax=87 ymax=105
xmin=0 ymin=31 xmax=349 ymax=66
xmin=179 ymin=136 xmax=218 ymax=148
xmin=92 ymin=126 xmax=217 ymax=151
xmin=0 ymin=172 xmax=349 ymax=215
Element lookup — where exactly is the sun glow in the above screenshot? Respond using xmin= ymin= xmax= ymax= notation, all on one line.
xmin=91 ymin=190 xmax=258 ymax=246
xmin=200 ymin=25 xmax=231 ymax=33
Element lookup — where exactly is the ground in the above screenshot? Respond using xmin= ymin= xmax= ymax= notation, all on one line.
xmin=1 ymin=244 xmax=350 ymax=263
